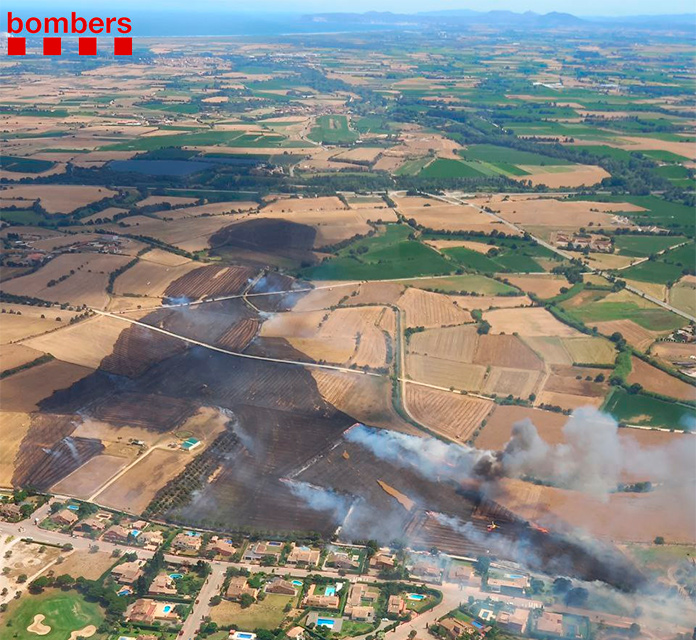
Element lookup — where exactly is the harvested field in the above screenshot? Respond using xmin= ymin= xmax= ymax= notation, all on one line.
xmin=408 ymin=324 xmax=479 ymax=362
xmin=399 ymin=204 xmax=505 ymax=233
xmin=1 ymin=344 xmax=45 ymax=372
xmin=311 ymin=370 xmax=416 ymax=433
xmin=0 ymin=412 xmax=31 ymax=486
xmin=331 ymin=147 xmax=382 ymax=164
xmin=164 ymin=264 xmax=257 ymax=300
xmin=398 ymin=287 xmax=472 ymax=328
xmin=89 ymin=392 xmax=196 ymax=432
xmin=495 ymin=477 xmax=696 ymax=544
xmin=113 ymin=258 xmax=201 ymax=298
xmin=522 ymin=337 xmax=573 ymax=365
xmin=514 ymin=165 xmax=609 ymax=188
xmin=156 ymin=201 xmax=258 ymax=219
xmin=0 ymin=253 xmax=133 ymax=308
xmin=482 ymin=367 xmax=543 ymax=398
xmin=0 ymin=360 xmax=94 ymax=412
xmin=425 ymin=239 xmax=499 ymax=253
xmin=140 ymin=248 xmax=193 ymax=267
xmin=82 ymin=206 xmax=129 ymax=223
xmin=292 ymin=285 xmax=359 ymax=311
xmin=406 ymin=353 xmax=486 ymax=391
xmin=451 ymin=295 xmax=532 ymax=310
xmin=627 ymin=357 xmax=696 ymax=402
xmin=485 ymin=307 xmax=581 ymax=337
xmin=670 ymin=279 xmax=696 ymax=317
xmin=473 ymin=334 xmax=544 ymax=370
xmin=136 ymin=195 xmax=199 ymax=207
xmin=22 ymin=316 xmax=127 ymax=369
xmin=536 ymin=391 xmax=604 ymax=410
xmin=97 ymin=448 xmax=194 ymax=514
xmin=593 ymin=319 xmax=659 ymax=351
xmin=51 ymin=454 xmax=130 ymax=498
xmin=562 ymin=336 xmax=616 ymax=365
xmin=217 ymin=318 xmax=260 ymax=351
xmin=0 ymin=184 xmax=118 ymax=214
xmin=651 ymin=341 xmax=696 ymax=365
xmin=405 ymin=384 xmax=493 ymax=442
xmin=475 ymin=404 xmax=568 ymax=448
xmin=505 ymin=275 xmax=567 ymax=298
xmin=487 ymin=198 xmax=641 ymax=230
xmin=343 ymin=282 xmax=404 ymax=306
xmin=261 ymin=196 xmax=346 ymax=213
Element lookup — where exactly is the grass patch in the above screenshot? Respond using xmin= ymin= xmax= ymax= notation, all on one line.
xmin=304 ymin=224 xmax=453 ymax=280
xmin=604 ymin=388 xmax=695 ymax=429
xmin=0 ymin=589 xmax=104 ymax=640
xmin=0 ymin=156 xmax=55 ymax=173
xmin=418 ymin=158 xmax=485 ymax=178
xmin=401 ymin=274 xmax=518 ymax=294
xmin=308 ymin=115 xmax=358 ymax=144
xmin=210 ymin=593 xmax=293 ymax=629
xmin=614 ymin=235 xmax=687 ymax=258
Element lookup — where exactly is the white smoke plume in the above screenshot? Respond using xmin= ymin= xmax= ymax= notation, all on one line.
xmin=282 ymin=479 xmax=352 ymax=523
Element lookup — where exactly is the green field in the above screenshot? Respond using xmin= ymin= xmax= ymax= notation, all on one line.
xmin=401 ymin=274 xmax=518 ymax=294
xmin=0 ymin=156 xmax=55 ymax=173
xmin=620 ymin=241 xmax=694 ymax=283
xmin=104 ymin=130 xmax=286 ymax=152
xmin=418 ymin=158 xmax=485 ymax=178
xmin=639 ymin=149 xmax=691 ymax=163
xmin=460 ymin=143 xmax=571 ymax=165
xmin=0 ymin=209 xmax=46 ymax=225
xmin=614 ymin=235 xmax=687 ymax=257
xmin=441 ymin=237 xmax=552 ymax=274
xmin=604 ymin=388 xmax=695 ymax=429
xmin=304 ymin=224 xmax=453 ymax=280
xmin=308 ymin=115 xmax=358 ymax=144
xmin=0 ymin=590 xmax=104 ymax=640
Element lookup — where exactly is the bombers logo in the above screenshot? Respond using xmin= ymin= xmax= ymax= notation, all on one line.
xmin=6 ymin=11 xmax=133 ymax=55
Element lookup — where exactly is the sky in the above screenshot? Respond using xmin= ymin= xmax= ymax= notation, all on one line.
xmin=16 ymin=0 xmax=696 ymax=16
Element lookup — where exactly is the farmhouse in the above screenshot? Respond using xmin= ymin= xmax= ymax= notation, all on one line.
xmin=112 ymin=560 xmax=145 ymax=585
xmin=287 ymin=544 xmax=321 ymax=565
xmin=172 ymin=531 xmax=203 ymax=553
xmin=51 ymin=508 xmax=78 ymax=527
xmin=387 ymin=595 xmax=405 ymax=616
xmin=266 ymin=578 xmax=298 ymax=596
xmin=487 ymin=573 xmax=530 ymax=596
xmin=243 ymin=541 xmax=284 ymax=562
xmin=303 ymin=584 xmax=340 ymax=609
xmin=497 ymin=608 xmax=530 ymax=633
xmin=225 ymin=576 xmax=259 ymax=602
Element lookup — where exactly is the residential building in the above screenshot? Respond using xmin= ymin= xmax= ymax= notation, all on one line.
xmin=303 ymin=584 xmax=340 ymax=609
xmin=127 ymin=598 xmax=178 ymax=624
xmin=141 ymin=530 xmax=164 ymax=551
xmin=102 ymin=524 xmax=133 ymax=545
xmin=487 ymin=573 xmax=530 ymax=596
xmin=325 ymin=550 xmax=360 ymax=571
xmin=497 ymin=608 xmax=530 ymax=634
xmin=0 ymin=503 xmax=23 ymax=520
xmin=210 ymin=537 xmax=237 ymax=557
xmin=149 ymin=574 xmax=177 ymax=596
xmin=536 ymin=612 xmax=564 ymax=636
xmin=243 ymin=541 xmax=283 ymax=563
xmin=225 ymin=576 xmax=259 ymax=602
xmin=287 ymin=544 xmax=321 ymax=566
xmin=112 ymin=561 xmax=144 ymax=585
xmin=350 ymin=606 xmax=375 ymax=622
xmin=51 ymin=509 xmax=78 ymax=527
xmin=387 ymin=595 xmax=404 ymax=616
xmin=286 ymin=627 xmax=304 ymax=640
xmin=172 ymin=531 xmax=203 ymax=553
xmin=266 ymin=578 xmax=297 ymax=596
xmin=369 ymin=552 xmax=395 ymax=570
xmin=73 ymin=516 xmax=107 ymax=535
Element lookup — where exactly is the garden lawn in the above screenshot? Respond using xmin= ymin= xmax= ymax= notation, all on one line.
xmin=210 ymin=593 xmax=293 ymax=629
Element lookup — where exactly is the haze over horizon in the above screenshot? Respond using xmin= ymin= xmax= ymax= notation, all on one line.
xmin=14 ymin=0 xmax=696 ymax=17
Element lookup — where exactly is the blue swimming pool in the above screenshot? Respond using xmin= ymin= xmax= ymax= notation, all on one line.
xmin=237 ymin=633 xmax=254 ymax=639
xmin=169 ymin=573 xmax=183 ymax=580
xmin=316 ymin=618 xmax=335 ymax=628
xmin=292 ymin=580 xmax=303 ymax=587
xmin=117 ymin=587 xmax=132 ymax=597
xmin=162 ymin=605 xmax=172 ymax=613
xmin=506 ymin=573 xmax=525 ymax=579
xmin=407 ymin=593 xmax=426 ymax=601
xmin=130 ymin=529 xmax=141 ymax=538
xmin=67 ymin=505 xmax=79 ymax=511
xmin=472 ymin=621 xmax=484 ymax=629
xmin=324 ymin=585 xmax=336 ymax=596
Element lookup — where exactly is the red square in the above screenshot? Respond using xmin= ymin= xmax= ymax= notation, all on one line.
xmin=43 ymin=37 xmax=61 ymax=56
xmin=114 ymin=37 xmax=132 ymax=56
xmin=8 ymin=37 xmax=25 ymax=56
xmin=79 ymin=37 xmax=97 ymax=56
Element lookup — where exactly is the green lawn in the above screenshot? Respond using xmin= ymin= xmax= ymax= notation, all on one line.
xmin=604 ymin=388 xmax=695 ymax=429
xmin=0 ymin=590 xmax=104 ymax=640
xmin=210 ymin=593 xmax=293 ymax=630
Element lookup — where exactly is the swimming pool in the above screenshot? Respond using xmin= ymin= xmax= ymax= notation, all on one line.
xmin=471 ymin=621 xmax=484 ymax=630
xmin=236 ymin=633 xmax=255 ymax=639
xmin=67 ymin=505 xmax=79 ymax=511
xmin=130 ymin=529 xmax=141 ymax=538
xmin=407 ymin=593 xmax=426 ymax=601
xmin=117 ymin=587 xmax=132 ymax=597
xmin=162 ymin=605 xmax=172 ymax=614
xmin=505 ymin=573 xmax=525 ymax=579
xmin=316 ymin=618 xmax=335 ymax=628
xmin=292 ymin=580 xmax=303 ymax=587
xmin=169 ymin=573 xmax=183 ymax=580
xmin=324 ymin=585 xmax=337 ymax=596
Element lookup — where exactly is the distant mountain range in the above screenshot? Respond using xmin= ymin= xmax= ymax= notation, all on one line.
xmin=302 ymin=9 xmax=695 ymax=31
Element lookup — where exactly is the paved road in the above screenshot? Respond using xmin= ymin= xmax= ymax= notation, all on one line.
xmin=179 ymin=561 xmax=227 ymax=640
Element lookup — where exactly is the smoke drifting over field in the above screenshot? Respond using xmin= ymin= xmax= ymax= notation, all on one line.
xmin=345 ymin=408 xmax=696 ymax=497
xmin=282 ymin=479 xmax=352 ymax=522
